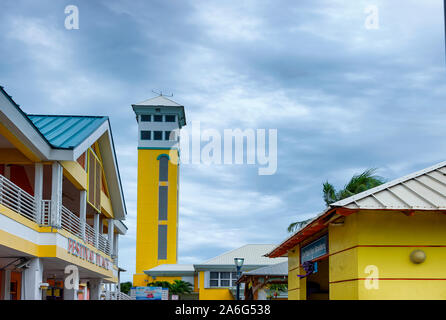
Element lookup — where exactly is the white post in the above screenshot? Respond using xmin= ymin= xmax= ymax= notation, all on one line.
xmin=22 ymin=258 xmax=43 ymax=300
xmin=113 ymin=233 xmax=119 ymax=265
xmin=89 ymin=279 xmax=103 ymax=300
xmin=3 ymin=270 xmax=11 ymax=300
xmin=107 ymin=219 xmax=114 ymax=256
xmin=80 ymin=190 xmax=87 ymax=241
xmin=94 ymin=213 xmax=100 ymax=248
xmin=50 ymin=162 xmax=63 ymax=228
xmin=34 ymin=163 xmax=43 ymax=224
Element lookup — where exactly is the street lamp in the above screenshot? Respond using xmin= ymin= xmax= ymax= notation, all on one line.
xmin=234 ymin=258 xmax=244 ymax=300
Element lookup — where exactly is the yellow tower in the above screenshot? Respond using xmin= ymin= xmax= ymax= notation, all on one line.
xmin=132 ymin=96 xmax=186 ymax=286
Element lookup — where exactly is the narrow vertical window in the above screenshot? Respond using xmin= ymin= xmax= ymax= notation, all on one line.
xmin=159 ymin=156 xmax=168 ymax=181
xmin=158 ymin=186 xmax=168 ymax=220
xmin=158 ymin=225 xmax=167 ymax=260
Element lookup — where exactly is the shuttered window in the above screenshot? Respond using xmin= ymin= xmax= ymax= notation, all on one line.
xmin=158 ymin=225 xmax=167 ymax=260
xmin=159 ymin=186 xmax=168 ymax=220
xmin=87 ymin=149 xmax=102 ymax=212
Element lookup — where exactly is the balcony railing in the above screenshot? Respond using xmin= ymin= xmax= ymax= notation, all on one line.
xmin=0 ymin=174 xmax=112 ymax=256
xmin=0 ymin=174 xmax=37 ymax=222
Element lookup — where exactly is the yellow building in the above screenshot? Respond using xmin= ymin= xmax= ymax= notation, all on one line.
xmin=0 ymin=86 xmax=127 ymax=300
xmin=144 ymin=244 xmax=287 ymax=300
xmin=267 ymin=161 xmax=446 ymax=300
xmin=131 ymin=95 xmax=186 ymax=287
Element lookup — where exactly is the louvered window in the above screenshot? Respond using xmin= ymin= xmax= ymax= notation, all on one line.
xmin=87 ymin=148 xmax=102 ymax=212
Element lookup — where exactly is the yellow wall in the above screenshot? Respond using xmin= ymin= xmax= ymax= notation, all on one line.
xmin=134 ymin=149 xmax=179 ymax=286
xmin=198 ymin=271 xmax=234 ymax=300
xmin=288 ymin=211 xmax=446 ymax=300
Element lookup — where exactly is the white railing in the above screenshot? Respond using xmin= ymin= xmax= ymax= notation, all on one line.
xmin=98 ymin=233 xmax=111 ymax=255
xmin=61 ymin=205 xmax=83 ymax=239
xmin=103 ymin=290 xmax=134 ymax=300
xmin=0 ymin=174 xmax=37 ymax=222
xmin=0 ymin=174 xmax=112 ymax=256
xmin=117 ymin=291 xmax=134 ymax=300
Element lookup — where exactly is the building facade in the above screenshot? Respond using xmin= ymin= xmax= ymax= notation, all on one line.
xmin=0 ymin=86 xmax=127 ymax=300
xmin=144 ymin=244 xmax=287 ymax=300
xmin=268 ymin=161 xmax=446 ymax=300
xmin=132 ymin=96 xmax=186 ymax=287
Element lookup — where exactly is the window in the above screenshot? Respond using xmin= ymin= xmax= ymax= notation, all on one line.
xmin=165 ymin=131 xmax=175 ymax=141
xmin=158 ymin=186 xmax=168 ymax=220
xmin=158 ymin=225 xmax=167 ymax=260
xmin=209 ymin=272 xmax=239 ymax=288
xmin=154 ymin=115 xmax=163 ymax=122
xmin=154 ymin=131 xmax=163 ymax=140
xmin=141 ymin=115 xmax=151 ymax=122
xmin=87 ymin=149 xmax=102 ymax=212
xmin=165 ymin=115 xmax=175 ymax=122
xmin=159 ymin=156 xmax=169 ymax=181
xmin=141 ymin=130 xmax=151 ymax=140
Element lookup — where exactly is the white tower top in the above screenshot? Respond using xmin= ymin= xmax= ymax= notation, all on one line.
xmin=132 ymin=95 xmax=186 ymax=149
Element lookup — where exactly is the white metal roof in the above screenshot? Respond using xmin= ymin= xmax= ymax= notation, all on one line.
xmin=330 ymin=160 xmax=446 ymax=210
xmin=144 ymin=264 xmax=195 ymax=277
xmin=146 ymin=264 xmax=195 ymax=272
xmin=243 ymin=261 xmax=288 ymax=276
xmin=134 ymin=95 xmax=182 ymax=107
xmin=197 ymin=244 xmax=288 ymax=267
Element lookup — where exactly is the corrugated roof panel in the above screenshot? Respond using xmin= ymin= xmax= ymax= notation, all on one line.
xmin=27 ymin=115 xmax=108 ymax=149
xmin=199 ymin=244 xmax=287 ymax=266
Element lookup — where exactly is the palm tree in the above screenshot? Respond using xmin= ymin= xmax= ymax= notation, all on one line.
xmin=169 ymin=280 xmax=193 ymax=299
xmin=288 ymin=168 xmax=385 ymax=233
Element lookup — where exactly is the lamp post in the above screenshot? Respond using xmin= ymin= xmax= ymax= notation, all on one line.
xmin=234 ymin=257 xmax=244 ymax=300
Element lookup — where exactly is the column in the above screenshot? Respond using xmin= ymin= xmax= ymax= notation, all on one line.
xmin=113 ymin=233 xmax=119 ymax=265
xmin=94 ymin=213 xmax=100 ymax=247
xmin=3 ymin=270 xmax=11 ymax=300
xmin=34 ymin=163 xmax=43 ymax=224
xmin=80 ymin=190 xmax=87 ymax=241
xmin=107 ymin=219 xmax=114 ymax=256
xmin=22 ymin=258 xmax=43 ymax=300
xmin=89 ymin=279 xmax=103 ymax=300
xmin=50 ymin=162 xmax=63 ymax=228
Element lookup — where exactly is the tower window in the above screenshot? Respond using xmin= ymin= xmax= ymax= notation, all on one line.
xmin=154 ymin=131 xmax=163 ymax=140
xmin=159 ymin=156 xmax=169 ymax=181
xmin=165 ymin=115 xmax=175 ymax=122
xmin=158 ymin=186 xmax=168 ymax=220
xmin=154 ymin=115 xmax=163 ymax=122
xmin=158 ymin=225 xmax=168 ymax=260
xmin=141 ymin=130 xmax=151 ymax=140
xmin=141 ymin=115 xmax=151 ymax=122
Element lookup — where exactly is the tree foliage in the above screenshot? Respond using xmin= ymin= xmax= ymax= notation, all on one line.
xmin=288 ymin=169 xmax=385 ymax=233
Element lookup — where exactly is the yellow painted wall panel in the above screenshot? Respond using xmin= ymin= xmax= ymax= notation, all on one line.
xmin=357 ymin=211 xmax=446 ymax=245
xmin=329 ymin=248 xmax=358 ymax=283
xmin=357 ymin=246 xmax=446 ymax=279
xmin=198 ymin=272 xmax=234 ymax=300
xmin=330 ymin=281 xmax=359 ymax=300
xmin=357 ymin=279 xmax=446 ymax=300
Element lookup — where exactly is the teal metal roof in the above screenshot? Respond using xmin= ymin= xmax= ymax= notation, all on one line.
xmin=27 ymin=115 xmax=108 ymax=149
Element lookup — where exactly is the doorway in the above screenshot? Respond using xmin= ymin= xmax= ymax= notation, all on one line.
xmin=306 ymin=258 xmax=329 ymax=300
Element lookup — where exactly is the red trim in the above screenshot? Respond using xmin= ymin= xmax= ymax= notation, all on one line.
xmin=330 ymin=278 xmax=446 ymax=284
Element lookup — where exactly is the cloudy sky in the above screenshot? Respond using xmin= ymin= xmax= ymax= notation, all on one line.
xmin=1 ymin=0 xmax=445 ymax=282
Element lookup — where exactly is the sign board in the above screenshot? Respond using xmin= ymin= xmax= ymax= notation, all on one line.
xmin=300 ymin=234 xmax=328 ymax=263
xmin=133 ymin=286 xmax=169 ymax=300
xmin=171 ymin=294 xmax=179 ymax=300
xmin=67 ymin=238 xmax=111 ymax=270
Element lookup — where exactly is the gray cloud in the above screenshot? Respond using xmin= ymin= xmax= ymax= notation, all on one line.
xmin=1 ymin=0 xmax=445 ymax=282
